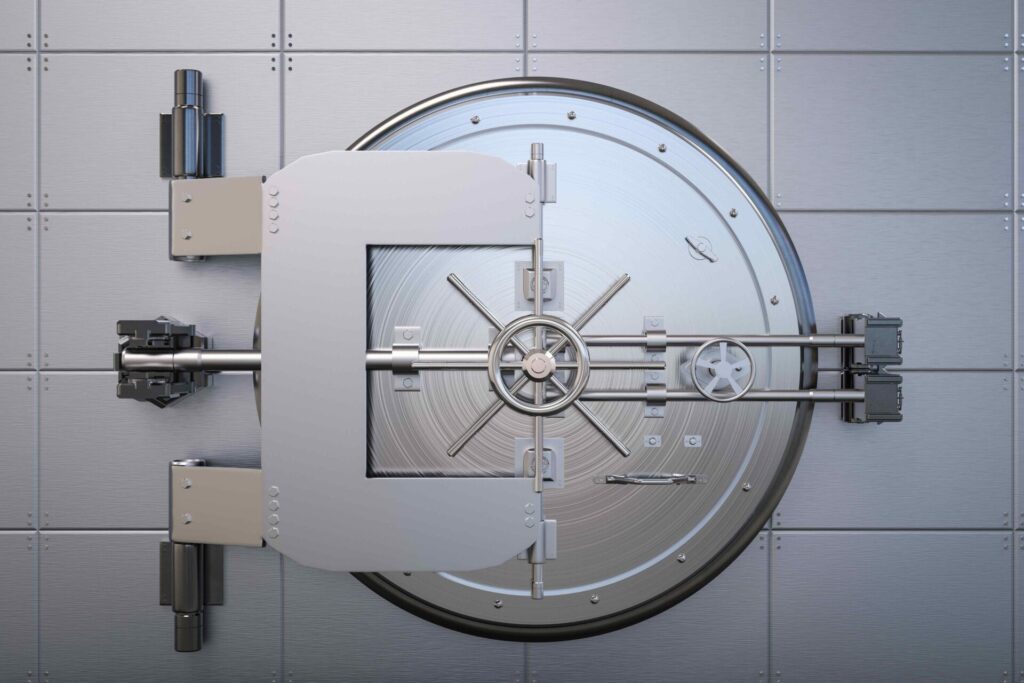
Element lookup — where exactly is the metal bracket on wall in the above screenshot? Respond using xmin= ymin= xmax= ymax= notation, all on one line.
xmin=841 ymin=314 xmax=904 ymax=423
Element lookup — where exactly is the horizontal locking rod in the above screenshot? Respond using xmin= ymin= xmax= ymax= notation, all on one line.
xmin=582 ymin=334 xmax=865 ymax=347
xmin=120 ymin=349 xmax=261 ymax=372
xmin=581 ymin=389 xmax=865 ymax=402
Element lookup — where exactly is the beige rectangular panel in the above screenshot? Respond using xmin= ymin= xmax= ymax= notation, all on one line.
xmin=170 ymin=177 xmax=263 ymax=257
xmin=41 ymin=0 xmax=279 ymax=50
xmin=283 ymin=53 xmax=520 ymax=162
xmin=39 ymin=212 xmax=260 ymax=369
xmin=0 ymin=55 xmax=36 ymax=209
xmin=774 ymin=55 xmax=1012 ymax=210
xmin=775 ymin=0 xmax=1012 ymax=51
xmin=0 ymin=0 xmax=35 ymax=50
xmin=41 ymin=54 xmax=279 ymax=210
xmin=170 ymin=466 xmax=264 ymax=547
xmin=0 ymin=213 xmax=36 ymax=368
xmin=285 ymin=0 xmax=522 ymax=50
xmin=528 ymin=0 xmax=766 ymax=51
xmin=0 ymin=374 xmax=35 ymax=529
xmin=0 ymin=533 xmax=35 ymax=679
xmin=534 ymin=53 xmax=768 ymax=190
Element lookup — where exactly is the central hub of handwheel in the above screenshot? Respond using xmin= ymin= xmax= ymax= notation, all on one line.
xmin=523 ymin=350 xmax=557 ymax=380
xmin=488 ymin=314 xmax=591 ymax=416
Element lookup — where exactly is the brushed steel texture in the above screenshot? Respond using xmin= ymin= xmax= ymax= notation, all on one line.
xmin=527 ymin=0 xmax=766 ymax=51
xmin=285 ymin=0 xmax=522 ymax=51
xmin=283 ymin=558 xmax=525 ymax=683
xmin=785 ymin=212 xmax=1012 ymax=369
xmin=41 ymin=54 xmax=279 ymax=210
xmin=777 ymin=372 xmax=1011 ymax=529
xmin=349 ymin=79 xmax=811 ymax=635
xmin=526 ymin=536 xmax=768 ymax=682
xmin=0 ymin=213 xmax=36 ymax=367
xmin=40 ymin=373 xmax=260 ymax=528
xmin=533 ymin=53 xmax=768 ymax=190
xmin=1016 ymin=534 xmax=1023 ymax=670
xmin=0 ymin=533 xmax=36 ymax=679
xmin=0 ymin=0 xmax=35 ymax=50
xmin=283 ymin=54 xmax=518 ymax=162
xmin=772 ymin=531 xmax=1012 ymax=682
xmin=39 ymin=213 xmax=260 ymax=369
xmin=0 ymin=56 xmax=36 ymax=209
xmin=41 ymin=0 xmax=278 ymax=50
xmin=774 ymin=0 xmax=1013 ymax=52
xmin=0 ymin=373 xmax=35 ymax=529
xmin=40 ymin=532 xmax=280 ymax=681
xmin=261 ymin=151 xmax=544 ymax=572
xmin=774 ymin=55 xmax=1012 ymax=210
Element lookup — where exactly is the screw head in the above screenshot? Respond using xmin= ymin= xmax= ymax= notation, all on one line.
xmin=525 ymin=516 xmax=536 ymax=528
xmin=182 ymin=513 xmax=192 ymax=525
xmin=269 ymin=226 xmax=279 ymax=234
xmin=268 ymin=527 xmax=279 ymax=538
xmin=182 ymin=194 xmax=192 ymax=203
xmin=268 ymin=500 xmax=279 ymax=511
xmin=567 ymin=111 xmax=576 ymax=120
xmin=524 ymin=503 xmax=536 ymax=514
xmin=183 ymin=230 xmax=192 ymax=240
xmin=269 ymin=486 xmax=280 ymax=497
xmin=676 ymin=553 xmax=686 ymax=563
xmin=770 ymin=296 xmax=779 ymax=305
xmin=494 ymin=600 xmax=504 ymax=609
xmin=402 ymin=377 xmax=414 ymax=388
xmin=470 ymin=115 xmax=480 ymax=124
xmin=402 ymin=329 xmax=414 ymax=340
xmin=657 ymin=143 xmax=667 ymax=153
xmin=590 ymin=594 xmax=600 ymax=604
xmin=182 ymin=478 xmax=192 ymax=489
xmin=729 ymin=208 xmax=738 ymax=217
xmin=742 ymin=482 xmax=752 ymax=492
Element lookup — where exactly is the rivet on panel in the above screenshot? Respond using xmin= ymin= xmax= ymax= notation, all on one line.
xmin=657 ymin=144 xmax=667 ymax=153
xmin=268 ymin=527 xmax=279 ymax=538
xmin=494 ymin=600 xmax=504 ymax=609
xmin=589 ymin=594 xmax=600 ymax=604
xmin=269 ymin=486 xmax=280 ymax=497
xmin=470 ymin=115 xmax=480 ymax=124
xmin=676 ymin=553 xmax=686 ymax=563
xmin=567 ymin=111 xmax=576 ymax=120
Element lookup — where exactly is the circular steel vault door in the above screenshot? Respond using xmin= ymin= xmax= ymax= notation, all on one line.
xmin=352 ymin=79 xmax=814 ymax=640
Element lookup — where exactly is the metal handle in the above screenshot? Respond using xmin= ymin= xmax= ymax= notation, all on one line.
xmin=602 ymin=473 xmax=707 ymax=485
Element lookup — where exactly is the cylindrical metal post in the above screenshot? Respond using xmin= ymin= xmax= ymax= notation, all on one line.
xmin=171 ymin=69 xmax=203 ymax=179
xmin=169 ymin=458 xmax=206 ymax=652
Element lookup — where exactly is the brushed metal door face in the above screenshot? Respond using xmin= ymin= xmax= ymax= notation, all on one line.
xmin=0 ymin=373 xmax=35 ymax=529
xmin=283 ymin=54 xmax=520 ymax=162
xmin=40 ymin=533 xmax=280 ymax=681
xmin=772 ymin=532 xmax=1012 ymax=682
xmin=785 ymin=212 xmax=1012 ymax=370
xmin=41 ymin=0 xmax=278 ymax=50
xmin=0 ymin=0 xmax=34 ymax=50
xmin=774 ymin=0 xmax=1012 ymax=52
xmin=533 ymin=53 xmax=769 ymax=190
xmin=40 ymin=373 xmax=259 ymax=528
xmin=40 ymin=54 xmax=279 ymax=210
xmin=0 ymin=213 xmax=36 ymax=368
xmin=774 ymin=55 xmax=1012 ymax=210
xmin=776 ymin=372 xmax=1011 ymax=529
xmin=0 ymin=55 xmax=35 ymax=209
xmin=350 ymin=81 xmax=810 ymax=637
xmin=283 ymin=561 xmax=524 ymax=683
xmin=525 ymin=537 xmax=768 ymax=683
xmin=527 ymin=0 xmax=767 ymax=51
xmin=0 ymin=533 xmax=35 ymax=679
xmin=285 ymin=0 xmax=522 ymax=50
xmin=39 ymin=213 xmax=260 ymax=369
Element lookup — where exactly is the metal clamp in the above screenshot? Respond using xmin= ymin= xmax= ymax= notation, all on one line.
xmin=643 ymin=315 xmax=667 ymax=417
xmin=114 ymin=318 xmax=210 ymax=407
xmin=841 ymin=313 xmax=904 ymax=423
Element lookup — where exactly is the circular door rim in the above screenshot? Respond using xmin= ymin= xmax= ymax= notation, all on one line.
xmin=346 ymin=77 xmax=818 ymax=641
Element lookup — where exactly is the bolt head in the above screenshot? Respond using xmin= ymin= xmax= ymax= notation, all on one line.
xmin=770 ymin=296 xmax=779 ymax=306
xmin=729 ymin=208 xmax=738 ymax=217
xmin=182 ymin=194 xmax=192 ymax=203
xmin=182 ymin=478 xmax=192 ymax=489
xmin=676 ymin=553 xmax=686 ymax=563
xmin=470 ymin=115 xmax=480 ymax=124
xmin=268 ymin=527 xmax=279 ymax=538
xmin=567 ymin=111 xmax=576 ymax=120
xmin=183 ymin=230 xmax=192 ymax=240
xmin=494 ymin=599 xmax=504 ymax=608
xmin=657 ymin=143 xmax=667 ymax=153
xmin=525 ymin=516 xmax=536 ymax=528
xmin=269 ymin=225 xmax=279 ymax=234
xmin=402 ymin=377 xmax=414 ymax=388
xmin=182 ymin=513 xmax=192 ymax=525
xmin=269 ymin=486 xmax=280 ymax=497
xmin=590 ymin=594 xmax=600 ymax=604
xmin=524 ymin=503 xmax=536 ymax=514
xmin=742 ymin=482 xmax=752 ymax=492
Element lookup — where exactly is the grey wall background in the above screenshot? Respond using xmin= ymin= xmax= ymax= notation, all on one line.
xmin=0 ymin=0 xmax=1019 ymax=681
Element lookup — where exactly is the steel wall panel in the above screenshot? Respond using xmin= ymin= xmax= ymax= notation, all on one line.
xmin=1016 ymin=534 xmax=1022 ymax=678
xmin=0 ymin=0 xmax=35 ymax=50
xmin=785 ymin=212 xmax=1012 ymax=369
xmin=40 ymin=54 xmax=279 ymax=210
xmin=1018 ymin=376 xmax=1024 ymax=530
xmin=41 ymin=0 xmax=279 ymax=51
xmin=774 ymin=0 xmax=1012 ymax=52
xmin=0 ymin=533 xmax=36 ymax=680
xmin=0 ymin=54 xmax=36 ymax=209
xmin=776 ymin=372 xmax=1011 ymax=529
xmin=40 ymin=373 xmax=260 ymax=528
xmin=285 ymin=0 xmax=522 ymax=51
xmin=0 ymin=213 xmax=36 ymax=367
xmin=533 ymin=54 xmax=769 ymax=189
xmin=283 ymin=54 xmax=519 ymax=162
xmin=283 ymin=561 xmax=524 ymax=682
xmin=0 ymin=373 xmax=36 ymax=529
xmin=774 ymin=55 xmax=1012 ymax=210
xmin=526 ymin=537 xmax=768 ymax=683
xmin=772 ymin=532 xmax=1012 ymax=682
xmin=40 ymin=532 xmax=280 ymax=681
xmin=527 ymin=0 xmax=766 ymax=51
xmin=39 ymin=213 xmax=260 ymax=369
